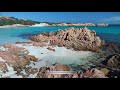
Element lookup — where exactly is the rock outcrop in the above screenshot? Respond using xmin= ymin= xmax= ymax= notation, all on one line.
xmin=30 ymin=27 xmax=104 ymax=52
xmin=37 ymin=63 xmax=107 ymax=78
xmin=0 ymin=44 xmax=38 ymax=73
xmin=103 ymin=53 xmax=120 ymax=69
xmin=37 ymin=63 xmax=71 ymax=78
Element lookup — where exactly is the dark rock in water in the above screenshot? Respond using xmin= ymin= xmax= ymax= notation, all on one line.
xmin=99 ymin=43 xmax=120 ymax=58
xmin=107 ymin=70 xmax=120 ymax=78
xmin=103 ymin=53 xmax=120 ymax=69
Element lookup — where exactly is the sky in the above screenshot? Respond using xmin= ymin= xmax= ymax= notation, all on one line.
xmin=0 ymin=12 xmax=120 ymax=24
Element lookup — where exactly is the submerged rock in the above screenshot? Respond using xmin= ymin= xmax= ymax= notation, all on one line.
xmin=103 ymin=53 xmax=120 ymax=69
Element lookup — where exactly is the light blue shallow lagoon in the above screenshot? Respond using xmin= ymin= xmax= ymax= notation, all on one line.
xmin=0 ymin=26 xmax=120 ymax=45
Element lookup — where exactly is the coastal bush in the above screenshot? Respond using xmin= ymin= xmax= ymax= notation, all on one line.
xmin=0 ymin=16 xmax=40 ymax=26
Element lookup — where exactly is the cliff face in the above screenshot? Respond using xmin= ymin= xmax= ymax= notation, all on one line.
xmin=30 ymin=27 xmax=105 ymax=52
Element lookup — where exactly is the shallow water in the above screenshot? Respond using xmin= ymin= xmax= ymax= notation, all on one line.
xmin=0 ymin=26 xmax=120 ymax=44
xmin=16 ymin=44 xmax=100 ymax=67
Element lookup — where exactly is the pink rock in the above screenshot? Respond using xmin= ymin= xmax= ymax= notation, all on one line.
xmin=49 ymin=32 xmax=54 ymax=37
xmin=30 ymin=27 xmax=104 ymax=52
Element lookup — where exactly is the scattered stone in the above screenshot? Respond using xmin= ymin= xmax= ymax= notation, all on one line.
xmin=30 ymin=68 xmax=38 ymax=75
xmin=25 ymin=67 xmax=32 ymax=75
xmin=47 ymin=46 xmax=55 ymax=52
xmin=37 ymin=67 xmax=47 ymax=78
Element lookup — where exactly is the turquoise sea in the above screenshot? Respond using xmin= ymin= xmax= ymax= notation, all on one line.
xmin=0 ymin=26 xmax=120 ymax=45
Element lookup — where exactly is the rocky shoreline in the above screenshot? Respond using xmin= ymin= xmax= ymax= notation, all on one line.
xmin=0 ymin=27 xmax=120 ymax=78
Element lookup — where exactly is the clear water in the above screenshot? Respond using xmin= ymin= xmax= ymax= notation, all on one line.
xmin=0 ymin=26 xmax=120 ymax=45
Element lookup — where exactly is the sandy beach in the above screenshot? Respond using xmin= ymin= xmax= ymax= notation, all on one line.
xmin=0 ymin=24 xmax=31 ymax=28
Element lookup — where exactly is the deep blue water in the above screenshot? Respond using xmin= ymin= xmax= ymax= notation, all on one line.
xmin=0 ymin=26 xmax=120 ymax=45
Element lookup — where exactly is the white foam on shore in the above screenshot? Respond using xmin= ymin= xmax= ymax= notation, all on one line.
xmin=0 ymin=24 xmax=30 ymax=28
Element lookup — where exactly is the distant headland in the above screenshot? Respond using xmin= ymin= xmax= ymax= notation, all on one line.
xmin=0 ymin=16 xmax=112 ymax=27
